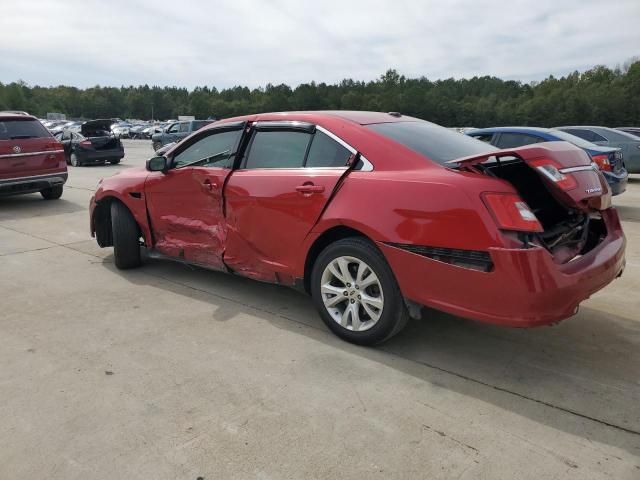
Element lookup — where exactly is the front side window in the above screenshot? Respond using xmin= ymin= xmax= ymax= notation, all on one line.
xmin=244 ymin=131 xmax=311 ymax=169
xmin=495 ymin=133 xmax=542 ymax=149
xmin=172 ymin=129 xmax=242 ymax=168
xmin=166 ymin=123 xmax=180 ymax=134
xmin=471 ymin=133 xmax=494 ymax=144
xmin=179 ymin=122 xmax=190 ymax=133
xmin=306 ymin=131 xmax=352 ymax=168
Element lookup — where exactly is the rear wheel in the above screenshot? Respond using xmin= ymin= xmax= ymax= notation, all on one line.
xmin=70 ymin=153 xmax=82 ymax=167
xmin=110 ymin=202 xmax=141 ymax=269
xmin=310 ymin=237 xmax=408 ymax=345
xmin=40 ymin=185 xmax=63 ymax=200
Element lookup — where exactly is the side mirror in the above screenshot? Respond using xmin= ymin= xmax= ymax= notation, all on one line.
xmin=146 ymin=156 xmax=168 ymax=172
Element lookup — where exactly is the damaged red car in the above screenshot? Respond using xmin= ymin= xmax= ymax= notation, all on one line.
xmin=90 ymin=111 xmax=626 ymax=345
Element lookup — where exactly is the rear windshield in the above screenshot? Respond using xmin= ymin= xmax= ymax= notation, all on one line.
xmin=367 ymin=121 xmax=496 ymax=164
xmin=549 ymin=129 xmax=598 ymax=149
xmin=0 ymin=119 xmax=51 ymax=140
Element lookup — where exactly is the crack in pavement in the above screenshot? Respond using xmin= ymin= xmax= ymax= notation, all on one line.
xmin=2 ymin=222 xmax=640 ymax=438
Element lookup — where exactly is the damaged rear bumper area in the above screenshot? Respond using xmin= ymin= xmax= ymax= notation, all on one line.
xmin=380 ymin=208 xmax=626 ymax=327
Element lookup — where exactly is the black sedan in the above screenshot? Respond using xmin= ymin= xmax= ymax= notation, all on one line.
xmin=54 ymin=119 xmax=124 ymax=166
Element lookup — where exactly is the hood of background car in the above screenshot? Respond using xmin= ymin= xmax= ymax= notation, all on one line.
xmin=81 ymin=119 xmax=114 ymax=136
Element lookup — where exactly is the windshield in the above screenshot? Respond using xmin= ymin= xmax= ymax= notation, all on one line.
xmin=367 ymin=121 xmax=497 ymax=164
xmin=0 ymin=119 xmax=52 ymax=140
xmin=549 ymin=129 xmax=599 ymax=149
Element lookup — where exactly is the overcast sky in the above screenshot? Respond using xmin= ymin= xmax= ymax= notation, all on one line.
xmin=1 ymin=0 xmax=638 ymax=89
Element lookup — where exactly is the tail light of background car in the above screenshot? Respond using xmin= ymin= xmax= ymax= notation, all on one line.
xmin=591 ymin=154 xmax=612 ymax=172
xmin=79 ymin=140 xmax=93 ymax=147
xmin=482 ymin=192 xmax=544 ymax=233
xmin=529 ymin=158 xmax=578 ymax=190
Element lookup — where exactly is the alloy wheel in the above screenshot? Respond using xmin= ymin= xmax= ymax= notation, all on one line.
xmin=320 ymin=256 xmax=384 ymax=332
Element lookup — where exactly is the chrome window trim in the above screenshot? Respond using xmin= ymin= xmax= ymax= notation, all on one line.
xmin=560 ymin=165 xmax=596 ymax=173
xmin=0 ymin=149 xmax=64 ymax=159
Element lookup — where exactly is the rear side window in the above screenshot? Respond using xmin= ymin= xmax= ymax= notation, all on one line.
xmin=495 ymin=133 xmax=543 ymax=148
xmin=367 ymin=121 xmax=496 ymax=165
xmin=0 ymin=119 xmax=51 ymax=140
xmin=179 ymin=122 xmax=190 ymax=133
xmin=244 ymin=131 xmax=311 ymax=169
xmin=306 ymin=131 xmax=352 ymax=168
xmin=563 ymin=129 xmax=607 ymax=143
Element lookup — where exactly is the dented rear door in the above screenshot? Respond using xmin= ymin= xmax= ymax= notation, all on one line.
xmin=223 ymin=123 xmax=353 ymax=283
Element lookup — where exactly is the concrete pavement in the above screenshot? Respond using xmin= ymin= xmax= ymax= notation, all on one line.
xmin=1 ymin=140 xmax=639 ymax=479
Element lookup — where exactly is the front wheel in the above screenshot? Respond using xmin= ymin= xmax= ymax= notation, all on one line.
xmin=110 ymin=202 xmax=141 ymax=269
xmin=152 ymin=142 xmax=162 ymax=152
xmin=310 ymin=237 xmax=408 ymax=345
xmin=40 ymin=185 xmax=63 ymax=200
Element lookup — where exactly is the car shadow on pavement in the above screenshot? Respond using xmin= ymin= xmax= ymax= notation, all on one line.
xmin=0 ymin=194 xmax=84 ymax=221
xmin=102 ymin=254 xmax=640 ymax=457
xmin=615 ymin=204 xmax=640 ymax=223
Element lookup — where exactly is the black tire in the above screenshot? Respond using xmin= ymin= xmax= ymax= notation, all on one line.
xmin=40 ymin=185 xmax=63 ymax=200
xmin=152 ymin=142 xmax=162 ymax=152
xmin=110 ymin=201 xmax=141 ymax=269
xmin=108 ymin=158 xmax=121 ymax=165
xmin=70 ymin=153 xmax=82 ymax=167
xmin=310 ymin=237 xmax=409 ymax=346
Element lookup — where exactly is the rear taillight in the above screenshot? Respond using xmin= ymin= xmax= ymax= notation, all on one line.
xmin=482 ymin=192 xmax=544 ymax=233
xmin=591 ymin=154 xmax=611 ymax=172
xmin=529 ymin=158 xmax=577 ymax=190
xmin=79 ymin=140 xmax=92 ymax=147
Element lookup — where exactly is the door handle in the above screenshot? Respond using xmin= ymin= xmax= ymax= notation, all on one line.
xmin=203 ymin=179 xmax=218 ymax=191
xmin=296 ymin=184 xmax=325 ymax=194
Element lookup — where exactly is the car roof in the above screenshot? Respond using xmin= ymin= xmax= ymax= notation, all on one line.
xmin=219 ymin=111 xmax=420 ymax=126
xmin=0 ymin=112 xmax=38 ymax=121
xmin=468 ymin=126 xmax=554 ymax=135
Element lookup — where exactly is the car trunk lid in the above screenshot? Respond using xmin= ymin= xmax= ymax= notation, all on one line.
xmin=449 ymin=141 xmax=611 ymax=212
xmin=80 ymin=119 xmax=120 ymax=150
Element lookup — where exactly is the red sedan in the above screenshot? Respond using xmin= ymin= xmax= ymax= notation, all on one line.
xmin=90 ymin=111 xmax=626 ymax=345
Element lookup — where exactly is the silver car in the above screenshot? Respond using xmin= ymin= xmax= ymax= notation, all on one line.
xmin=555 ymin=126 xmax=640 ymax=174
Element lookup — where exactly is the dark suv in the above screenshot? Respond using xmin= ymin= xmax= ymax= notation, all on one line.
xmin=0 ymin=112 xmax=67 ymax=199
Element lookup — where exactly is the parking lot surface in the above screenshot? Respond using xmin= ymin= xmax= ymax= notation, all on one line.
xmin=1 ymin=140 xmax=639 ymax=479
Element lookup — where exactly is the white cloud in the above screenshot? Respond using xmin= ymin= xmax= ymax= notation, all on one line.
xmin=0 ymin=0 xmax=638 ymax=88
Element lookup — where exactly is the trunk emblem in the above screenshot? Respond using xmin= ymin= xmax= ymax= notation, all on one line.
xmin=585 ymin=187 xmax=602 ymax=194
xmin=12 ymin=146 xmax=21 ymax=153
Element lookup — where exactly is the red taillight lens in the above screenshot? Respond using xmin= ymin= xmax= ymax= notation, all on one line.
xmin=591 ymin=154 xmax=611 ymax=171
xmin=529 ymin=158 xmax=577 ymax=190
xmin=79 ymin=140 xmax=92 ymax=147
xmin=482 ymin=193 xmax=544 ymax=233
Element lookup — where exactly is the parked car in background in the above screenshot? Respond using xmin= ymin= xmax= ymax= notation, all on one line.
xmin=129 ymin=124 xmax=150 ymax=139
xmin=111 ymin=122 xmax=133 ymax=138
xmin=151 ymin=119 xmax=214 ymax=151
xmin=555 ymin=126 xmax=640 ymax=174
xmin=467 ymin=127 xmax=628 ymax=195
xmin=616 ymin=127 xmax=640 ymax=138
xmin=54 ymin=119 xmax=124 ymax=166
xmin=0 ymin=111 xmax=67 ymax=199
xmin=90 ymin=111 xmax=624 ymax=345
xmin=43 ymin=120 xmax=69 ymax=132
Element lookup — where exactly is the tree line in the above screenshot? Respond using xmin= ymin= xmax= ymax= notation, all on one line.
xmin=1 ymin=60 xmax=639 ymax=127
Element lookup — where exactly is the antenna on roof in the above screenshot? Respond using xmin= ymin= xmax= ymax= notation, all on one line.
xmin=388 ymin=112 xmax=402 ymax=117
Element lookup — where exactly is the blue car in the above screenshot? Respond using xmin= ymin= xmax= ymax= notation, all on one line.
xmin=466 ymin=127 xmax=628 ymax=196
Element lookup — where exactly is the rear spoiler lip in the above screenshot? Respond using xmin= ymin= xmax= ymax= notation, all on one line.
xmin=446 ymin=141 xmax=588 ymax=167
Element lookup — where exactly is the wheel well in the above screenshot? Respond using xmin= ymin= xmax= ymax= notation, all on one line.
xmin=303 ymin=226 xmax=370 ymax=293
xmin=93 ymin=197 xmax=141 ymax=248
